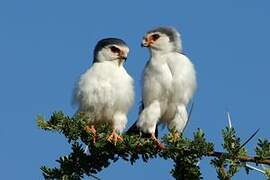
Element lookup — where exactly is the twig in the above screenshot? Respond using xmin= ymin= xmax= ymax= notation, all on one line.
xmin=220 ymin=160 xmax=230 ymax=180
xmin=208 ymin=151 xmax=270 ymax=165
xmin=225 ymin=111 xmax=260 ymax=153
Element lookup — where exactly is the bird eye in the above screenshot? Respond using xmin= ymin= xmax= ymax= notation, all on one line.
xmin=110 ymin=46 xmax=120 ymax=53
xmin=152 ymin=34 xmax=160 ymax=41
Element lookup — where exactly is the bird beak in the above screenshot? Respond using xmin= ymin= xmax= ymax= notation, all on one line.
xmin=117 ymin=58 xmax=127 ymax=66
xmin=118 ymin=50 xmax=128 ymax=66
xmin=141 ymin=36 xmax=153 ymax=47
xmin=140 ymin=42 xmax=146 ymax=47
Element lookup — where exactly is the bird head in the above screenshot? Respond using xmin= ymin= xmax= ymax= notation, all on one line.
xmin=141 ymin=26 xmax=182 ymax=53
xmin=93 ymin=38 xmax=129 ymax=66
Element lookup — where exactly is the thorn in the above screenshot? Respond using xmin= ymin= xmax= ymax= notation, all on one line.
xmin=246 ymin=163 xmax=265 ymax=174
xmin=89 ymin=174 xmax=101 ymax=180
xmin=238 ymin=128 xmax=260 ymax=150
xmin=183 ymin=102 xmax=194 ymax=132
xmin=84 ymin=145 xmax=90 ymax=155
xmin=226 ymin=112 xmax=232 ymax=128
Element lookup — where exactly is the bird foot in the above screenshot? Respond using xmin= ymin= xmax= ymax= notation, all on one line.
xmin=84 ymin=125 xmax=97 ymax=143
xmin=171 ymin=131 xmax=180 ymax=142
xmin=107 ymin=130 xmax=123 ymax=145
xmin=151 ymin=133 xmax=165 ymax=149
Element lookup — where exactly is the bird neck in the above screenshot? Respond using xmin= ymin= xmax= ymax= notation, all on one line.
xmin=149 ymin=48 xmax=172 ymax=58
xmin=108 ymin=59 xmax=124 ymax=67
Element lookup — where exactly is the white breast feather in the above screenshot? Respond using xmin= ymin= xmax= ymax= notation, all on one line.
xmin=74 ymin=62 xmax=134 ymax=132
xmin=137 ymin=52 xmax=196 ymax=133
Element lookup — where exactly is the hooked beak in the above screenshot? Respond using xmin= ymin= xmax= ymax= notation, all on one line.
xmin=141 ymin=36 xmax=153 ymax=47
xmin=141 ymin=42 xmax=146 ymax=47
xmin=117 ymin=58 xmax=127 ymax=66
xmin=118 ymin=50 xmax=128 ymax=66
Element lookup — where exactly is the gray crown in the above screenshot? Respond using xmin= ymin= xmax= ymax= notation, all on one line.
xmin=93 ymin=38 xmax=127 ymax=63
xmin=147 ymin=26 xmax=182 ymax=52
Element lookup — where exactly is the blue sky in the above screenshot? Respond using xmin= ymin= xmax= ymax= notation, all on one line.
xmin=0 ymin=0 xmax=269 ymax=179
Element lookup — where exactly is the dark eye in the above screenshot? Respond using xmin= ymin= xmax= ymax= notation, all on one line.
xmin=152 ymin=34 xmax=160 ymax=41
xmin=110 ymin=46 xmax=120 ymax=53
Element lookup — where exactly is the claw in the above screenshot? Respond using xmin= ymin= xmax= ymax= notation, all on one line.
xmin=171 ymin=131 xmax=180 ymax=142
xmin=107 ymin=130 xmax=123 ymax=145
xmin=84 ymin=125 xmax=97 ymax=143
xmin=151 ymin=133 xmax=165 ymax=149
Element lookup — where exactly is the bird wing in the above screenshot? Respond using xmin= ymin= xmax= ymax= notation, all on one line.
xmin=167 ymin=53 xmax=197 ymax=105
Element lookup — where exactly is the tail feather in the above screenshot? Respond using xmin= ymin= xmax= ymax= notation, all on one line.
xmin=126 ymin=101 xmax=158 ymax=138
xmin=126 ymin=121 xmax=140 ymax=134
xmin=126 ymin=121 xmax=158 ymax=138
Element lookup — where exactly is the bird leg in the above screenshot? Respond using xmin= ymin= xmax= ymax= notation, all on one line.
xmin=151 ymin=133 xmax=165 ymax=149
xmin=107 ymin=129 xmax=123 ymax=145
xmin=84 ymin=125 xmax=97 ymax=143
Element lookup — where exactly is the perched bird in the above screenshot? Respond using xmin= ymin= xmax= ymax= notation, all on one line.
xmin=73 ymin=38 xmax=134 ymax=144
xmin=127 ymin=27 xmax=196 ymax=147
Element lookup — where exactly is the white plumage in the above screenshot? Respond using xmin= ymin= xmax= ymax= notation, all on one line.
xmin=135 ymin=27 xmax=197 ymax=138
xmin=73 ymin=38 xmax=134 ymax=143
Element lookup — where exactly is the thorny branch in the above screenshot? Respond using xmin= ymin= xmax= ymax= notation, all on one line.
xmin=37 ymin=111 xmax=270 ymax=180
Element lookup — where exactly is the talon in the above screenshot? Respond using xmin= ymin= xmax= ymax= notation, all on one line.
xmin=107 ymin=130 xmax=123 ymax=145
xmin=172 ymin=131 xmax=180 ymax=141
xmin=151 ymin=133 xmax=165 ymax=149
xmin=84 ymin=125 xmax=97 ymax=143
